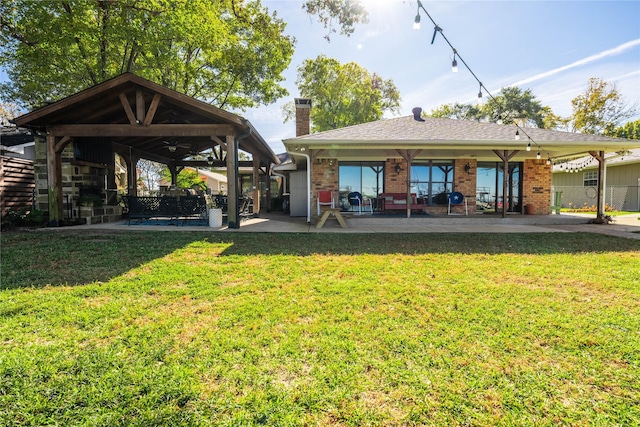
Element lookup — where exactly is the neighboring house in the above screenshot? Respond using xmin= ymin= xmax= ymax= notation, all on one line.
xmin=280 ymin=99 xmax=639 ymax=219
xmin=552 ymin=148 xmax=640 ymax=211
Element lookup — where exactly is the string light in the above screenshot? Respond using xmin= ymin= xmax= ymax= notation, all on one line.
xmin=413 ymin=11 xmax=421 ymax=30
xmin=413 ymin=0 xmax=554 ymax=163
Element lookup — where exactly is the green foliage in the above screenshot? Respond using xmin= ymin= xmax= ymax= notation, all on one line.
xmin=610 ymin=119 xmax=640 ymax=139
xmin=302 ymin=0 xmax=369 ymax=40
xmin=1 ymin=208 xmax=47 ymax=229
xmin=430 ymin=102 xmax=483 ymax=121
xmin=429 ymin=87 xmax=552 ymax=128
xmin=290 ymin=55 xmax=401 ymax=132
xmin=0 ymin=0 xmax=294 ymax=110
xmin=1 ymin=232 xmax=639 ymax=425
xmin=161 ymin=167 xmax=206 ymax=190
xmin=570 ymin=78 xmax=636 ymax=135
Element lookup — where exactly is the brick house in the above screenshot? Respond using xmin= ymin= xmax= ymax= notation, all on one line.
xmin=282 ymin=99 xmax=638 ymax=219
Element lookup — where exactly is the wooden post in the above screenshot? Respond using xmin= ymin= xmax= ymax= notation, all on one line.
xmin=226 ymin=134 xmax=239 ymax=229
xmin=594 ymin=150 xmax=606 ymax=219
xmin=493 ymin=150 xmax=518 ymax=218
xmin=252 ymin=157 xmax=261 ymax=216
xmin=46 ymin=134 xmax=63 ymax=226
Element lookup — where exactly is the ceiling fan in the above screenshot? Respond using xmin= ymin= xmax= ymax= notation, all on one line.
xmin=163 ymin=140 xmax=190 ymax=152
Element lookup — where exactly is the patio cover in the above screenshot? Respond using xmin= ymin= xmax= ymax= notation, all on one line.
xmin=12 ymin=73 xmax=279 ymax=228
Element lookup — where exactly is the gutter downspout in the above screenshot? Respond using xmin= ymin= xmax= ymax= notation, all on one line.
xmin=289 ymin=151 xmax=312 ymax=224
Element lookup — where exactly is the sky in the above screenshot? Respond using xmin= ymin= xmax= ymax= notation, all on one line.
xmin=241 ymin=0 xmax=640 ymax=154
xmin=1 ymin=1 xmax=638 ymax=155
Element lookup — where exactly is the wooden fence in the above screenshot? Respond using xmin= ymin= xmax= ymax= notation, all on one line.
xmin=0 ymin=156 xmax=35 ymax=215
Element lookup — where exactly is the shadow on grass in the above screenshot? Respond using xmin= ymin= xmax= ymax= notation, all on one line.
xmin=1 ymin=230 xmax=638 ymax=290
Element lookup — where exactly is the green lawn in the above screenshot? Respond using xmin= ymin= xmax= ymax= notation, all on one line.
xmin=1 ymin=231 xmax=639 ymax=426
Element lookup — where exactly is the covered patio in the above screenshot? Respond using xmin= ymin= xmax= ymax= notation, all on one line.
xmin=12 ymin=73 xmax=279 ymax=228
xmin=282 ymin=100 xmax=638 ymax=222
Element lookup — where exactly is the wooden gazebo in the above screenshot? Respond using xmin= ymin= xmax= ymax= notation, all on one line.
xmin=13 ymin=73 xmax=279 ymax=228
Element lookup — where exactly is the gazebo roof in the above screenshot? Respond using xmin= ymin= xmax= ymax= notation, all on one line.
xmin=13 ymin=73 xmax=278 ymax=166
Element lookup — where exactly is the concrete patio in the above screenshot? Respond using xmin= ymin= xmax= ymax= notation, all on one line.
xmin=53 ymin=212 xmax=640 ymax=240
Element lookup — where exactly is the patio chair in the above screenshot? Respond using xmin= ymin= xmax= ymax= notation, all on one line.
xmin=447 ymin=191 xmax=468 ymax=215
xmin=317 ymin=190 xmax=335 ymax=216
xmin=348 ymin=191 xmax=372 ymax=215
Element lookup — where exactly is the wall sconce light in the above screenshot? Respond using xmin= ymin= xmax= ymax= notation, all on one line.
xmin=395 ymin=164 xmax=402 ymax=174
xmin=464 ymin=163 xmax=471 ymax=174
xmin=329 ymin=159 xmax=334 ymax=166
xmin=207 ymin=155 xmax=214 ymax=166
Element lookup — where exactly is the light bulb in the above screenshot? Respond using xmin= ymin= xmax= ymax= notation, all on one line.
xmin=413 ymin=14 xmax=421 ymax=30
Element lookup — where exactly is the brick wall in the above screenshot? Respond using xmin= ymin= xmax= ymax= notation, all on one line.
xmin=523 ymin=159 xmax=552 ymax=214
xmin=449 ymin=159 xmax=477 ymax=214
xmin=311 ymin=154 xmax=338 ymax=216
xmin=384 ymin=159 xmax=406 ymax=193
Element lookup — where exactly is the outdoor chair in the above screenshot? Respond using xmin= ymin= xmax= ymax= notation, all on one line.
xmin=348 ymin=191 xmax=372 ymax=215
xmin=317 ymin=190 xmax=335 ymax=216
xmin=447 ymin=191 xmax=468 ymax=215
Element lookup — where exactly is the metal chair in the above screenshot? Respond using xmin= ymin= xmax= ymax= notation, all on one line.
xmin=447 ymin=191 xmax=468 ymax=215
xmin=348 ymin=191 xmax=372 ymax=215
xmin=317 ymin=190 xmax=335 ymax=216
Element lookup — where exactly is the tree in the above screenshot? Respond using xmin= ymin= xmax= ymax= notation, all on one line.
xmin=611 ymin=119 xmax=640 ymax=140
xmin=161 ymin=167 xmax=206 ymax=190
xmin=302 ymin=0 xmax=368 ymax=40
xmin=0 ymin=101 xmax=21 ymax=125
xmin=0 ymin=0 xmax=295 ymax=110
xmin=429 ymin=87 xmax=553 ymax=128
xmin=286 ymin=55 xmax=401 ymax=132
xmin=570 ymin=77 xmax=637 ymax=135
xmin=430 ymin=103 xmax=482 ymax=121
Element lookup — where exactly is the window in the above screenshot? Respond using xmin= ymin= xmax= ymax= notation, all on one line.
xmin=410 ymin=161 xmax=454 ymax=205
xmin=583 ymin=171 xmax=598 ymax=187
xmin=338 ymin=162 xmax=384 ymax=210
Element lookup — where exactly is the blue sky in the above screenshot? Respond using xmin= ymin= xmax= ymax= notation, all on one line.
xmin=243 ymin=0 xmax=640 ymax=153
xmin=2 ymin=1 xmax=638 ymax=155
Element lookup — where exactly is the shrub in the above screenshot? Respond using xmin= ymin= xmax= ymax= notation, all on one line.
xmin=1 ymin=208 xmax=48 ymax=229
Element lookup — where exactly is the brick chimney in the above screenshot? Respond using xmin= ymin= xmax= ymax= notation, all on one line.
xmin=294 ymin=98 xmax=311 ymax=137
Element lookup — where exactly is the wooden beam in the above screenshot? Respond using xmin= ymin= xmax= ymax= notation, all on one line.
xmin=46 ymin=135 xmax=63 ymax=225
xmin=226 ymin=134 xmax=240 ymax=229
xmin=595 ymin=150 xmax=605 ymax=219
xmin=47 ymin=123 xmax=236 ymax=137
xmin=118 ymin=92 xmax=138 ymax=125
xmin=54 ymin=136 xmax=72 ymax=153
xmin=492 ymin=150 xmax=519 ymax=218
xmin=143 ymin=93 xmax=162 ymax=126
xmin=136 ymin=90 xmax=145 ymax=123
xmin=211 ymin=135 xmax=227 ymax=150
xmin=396 ymin=149 xmax=422 ymax=218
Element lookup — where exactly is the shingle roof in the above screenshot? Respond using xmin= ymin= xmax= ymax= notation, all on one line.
xmin=287 ymin=115 xmax=626 ymax=143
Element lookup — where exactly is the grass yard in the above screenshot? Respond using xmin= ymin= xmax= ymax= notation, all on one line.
xmin=1 ymin=231 xmax=639 ymax=426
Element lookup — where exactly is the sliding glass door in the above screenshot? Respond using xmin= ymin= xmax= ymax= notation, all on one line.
xmin=338 ymin=162 xmax=384 ymax=211
xmin=476 ymin=162 xmax=522 ymax=213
